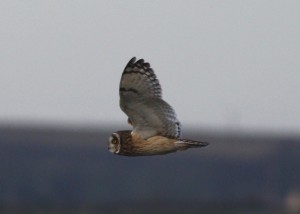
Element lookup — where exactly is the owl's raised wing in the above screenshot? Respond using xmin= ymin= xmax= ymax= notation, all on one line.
xmin=119 ymin=57 xmax=181 ymax=140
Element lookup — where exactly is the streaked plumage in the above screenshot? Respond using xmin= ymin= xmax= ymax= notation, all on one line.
xmin=108 ymin=57 xmax=209 ymax=156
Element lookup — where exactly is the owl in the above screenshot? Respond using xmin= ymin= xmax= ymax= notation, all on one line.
xmin=108 ymin=57 xmax=209 ymax=156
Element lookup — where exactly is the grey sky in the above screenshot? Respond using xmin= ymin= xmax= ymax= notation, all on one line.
xmin=1 ymin=1 xmax=299 ymax=133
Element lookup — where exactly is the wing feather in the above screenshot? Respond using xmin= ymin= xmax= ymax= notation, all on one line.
xmin=120 ymin=57 xmax=162 ymax=98
xmin=119 ymin=57 xmax=181 ymax=139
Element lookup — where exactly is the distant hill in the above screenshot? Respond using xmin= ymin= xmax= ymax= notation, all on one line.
xmin=0 ymin=124 xmax=299 ymax=213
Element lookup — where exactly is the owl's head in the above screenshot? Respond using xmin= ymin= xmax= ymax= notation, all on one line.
xmin=108 ymin=132 xmax=121 ymax=154
xmin=108 ymin=130 xmax=132 ymax=155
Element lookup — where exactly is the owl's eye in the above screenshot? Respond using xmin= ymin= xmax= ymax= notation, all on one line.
xmin=111 ymin=138 xmax=118 ymax=144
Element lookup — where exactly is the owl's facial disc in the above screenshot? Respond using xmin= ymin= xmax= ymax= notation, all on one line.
xmin=108 ymin=133 xmax=121 ymax=154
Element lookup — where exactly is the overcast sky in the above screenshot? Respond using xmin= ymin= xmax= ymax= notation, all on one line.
xmin=0 ymin=1 xmax=299 ymax=133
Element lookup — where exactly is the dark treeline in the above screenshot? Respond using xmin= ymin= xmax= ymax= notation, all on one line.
xmin=0 ymin=125 xmax=299 ymax=213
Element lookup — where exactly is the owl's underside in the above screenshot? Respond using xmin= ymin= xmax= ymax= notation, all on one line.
xmin=109 ymin=130 xmax=209 ymax=156
xmin=108 ymin=57 xmax=209 ymax=156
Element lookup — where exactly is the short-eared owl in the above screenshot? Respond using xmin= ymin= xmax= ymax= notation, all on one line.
xmin=108 ymin=57 xmax=209 ymax=156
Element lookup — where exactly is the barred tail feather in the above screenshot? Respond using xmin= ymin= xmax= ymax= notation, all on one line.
xmin=175 ymin=139 xmax=209 ymax=150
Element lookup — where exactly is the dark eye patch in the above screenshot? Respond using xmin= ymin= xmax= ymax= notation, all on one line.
xmin=111 ymin=135 xmax=119 ymax=144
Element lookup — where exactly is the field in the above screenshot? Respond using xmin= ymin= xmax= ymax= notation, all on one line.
xmin=1 ymin=125 xmax=299 ymax=213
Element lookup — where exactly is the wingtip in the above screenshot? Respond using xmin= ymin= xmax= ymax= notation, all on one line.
xmin=135 ymin=58 xmax=145 ymax=64
xmin=122 ymin=57 xmax=137 ymax=75
xmin=127 ymin=57 xmax=136 ymax=65
xmin=126 ymin=57 xmax=152 ymax=69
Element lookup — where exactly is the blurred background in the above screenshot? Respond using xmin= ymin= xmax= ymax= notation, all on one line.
xmin=1 ymin=1 xmax=300 ymax=213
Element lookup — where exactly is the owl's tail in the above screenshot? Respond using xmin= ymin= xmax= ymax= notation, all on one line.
xmin=175 ymin=139 xmax=209 ymax=150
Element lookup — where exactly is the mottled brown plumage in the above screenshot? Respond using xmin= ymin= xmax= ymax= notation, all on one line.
xmin=109 ymin=130 xmax=208 ymax=156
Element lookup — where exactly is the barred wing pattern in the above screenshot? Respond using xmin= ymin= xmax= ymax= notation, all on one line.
xmin=119 ymin=57 xmax=181 ymax=140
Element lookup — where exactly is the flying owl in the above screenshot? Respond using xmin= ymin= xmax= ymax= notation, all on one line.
xmin=108 ymin=57 xmax=209 ymax=156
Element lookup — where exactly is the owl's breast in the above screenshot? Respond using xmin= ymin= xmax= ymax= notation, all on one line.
xmin=120 ymin=134 xmax=178 ymax=156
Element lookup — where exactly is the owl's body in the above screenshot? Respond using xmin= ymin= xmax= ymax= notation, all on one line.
xmin=108 ymin=57 xmax=209 ymax=156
